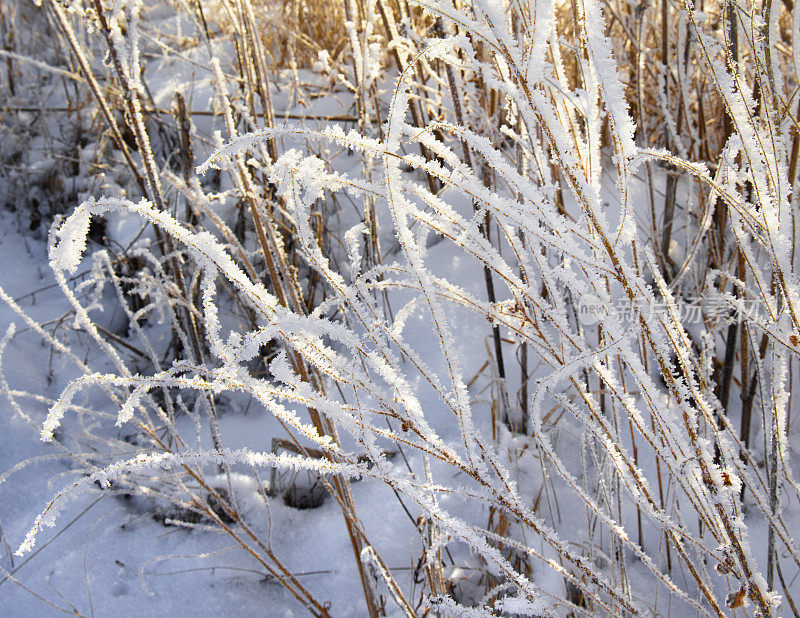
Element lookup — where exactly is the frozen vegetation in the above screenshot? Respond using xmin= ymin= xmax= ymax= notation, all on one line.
xmin=0 ymin=0 xmax=799 ymax=615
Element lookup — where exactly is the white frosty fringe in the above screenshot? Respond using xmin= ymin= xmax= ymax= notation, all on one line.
xmin=16 ymin=448 xmax=362 ymax=556
xmin=8 ymin=0 xmax=799 ymax=613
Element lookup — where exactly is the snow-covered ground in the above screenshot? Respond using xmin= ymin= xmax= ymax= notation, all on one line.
xmin=4 ymin=0 xmax=800 ymax=616
xmin=0 ymin=216 xmax=278 ymax=616
xmin=0 ymin=206 xmax=503 ymax=616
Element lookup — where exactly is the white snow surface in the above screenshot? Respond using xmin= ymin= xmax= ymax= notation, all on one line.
xmin=3 ymin=0 xmax=800 ymax=615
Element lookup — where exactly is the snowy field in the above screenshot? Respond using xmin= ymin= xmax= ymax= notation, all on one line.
xmin=2 ymin=0 xmax=800 ymax=616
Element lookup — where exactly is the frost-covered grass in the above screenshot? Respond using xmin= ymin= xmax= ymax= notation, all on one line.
xmin=1 ymin=0 xmax=800 ymax=615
